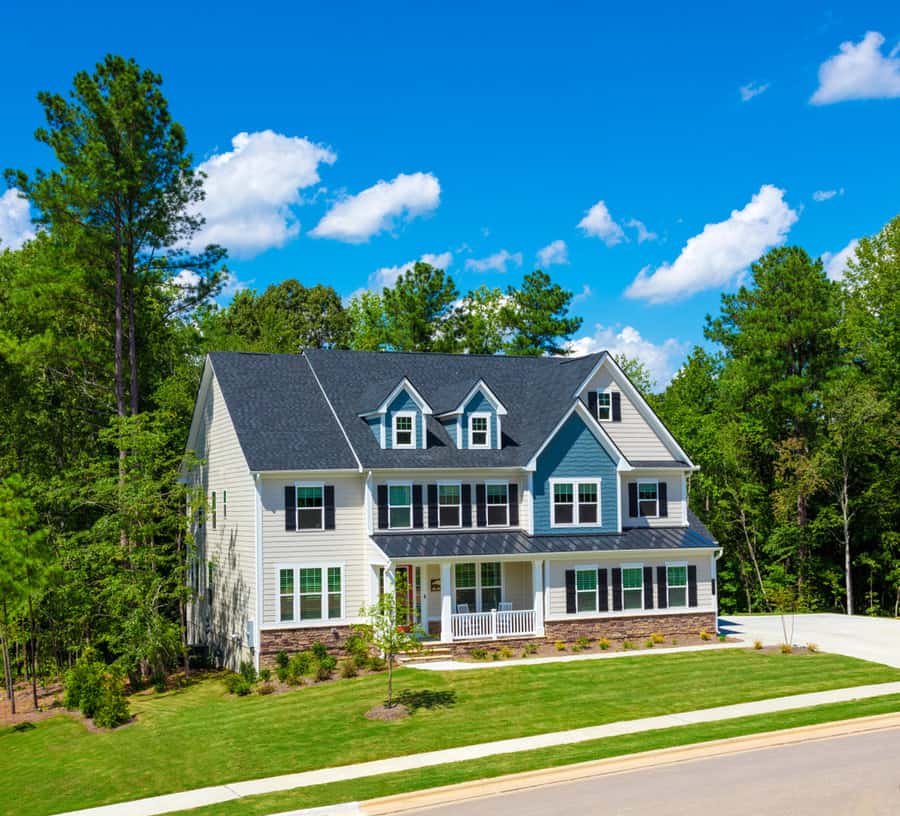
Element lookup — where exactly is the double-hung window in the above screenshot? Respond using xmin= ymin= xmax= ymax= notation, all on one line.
xmin=454 ymin=562 xmax=502 ymax=611
xmin=438 ymin=483 xmax=461 ymax=527
xmin=667 ymin=564 xmax=688 ymax=608
xmin=596 ymin=391 xmax=611 ymax=421
xmin=388 ymin=484 xmax=412 ymax=529
xmin=622 ymin=565 xmax=643 ymax=611
xmin=481 ymin=562 xmax=502 ymax=609
xmin=454 ymin=563 xmax=477 ymax=610
xmin=575 ymin=568 xmax=598 ymax=613
xmin=486 ymin=482 xmax=509 ymax=526
xmin=393 ymin=412 xmax=415 ymax=448
xmin=551 ymin=479 xmax=601 ymax=527
xmin=638 ymin=482 xmax=658 ymax=517
xmin=279 ymin=565 xmax=343 ymax=623
xmin=469 ymin=413 xmax=490 ymax=448
xmin=296 ymin=484 xmax=324 ymax=529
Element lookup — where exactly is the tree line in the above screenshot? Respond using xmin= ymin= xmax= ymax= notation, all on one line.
xmin=0 ymin=55 xmax=897 ymax=710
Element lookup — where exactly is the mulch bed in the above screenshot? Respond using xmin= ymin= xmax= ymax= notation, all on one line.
xmin=365 ymin=703 xmax=410 ymax=721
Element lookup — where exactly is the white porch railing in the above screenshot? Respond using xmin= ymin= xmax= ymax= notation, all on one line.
xmin=451 ymin=609 xmax=535 ymax=640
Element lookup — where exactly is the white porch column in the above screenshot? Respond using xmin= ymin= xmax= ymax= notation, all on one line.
xmin=440 ymin=562 xmax=453 ymax=643
xmin=383 ymin=564 xmax=396 ymax=598
xmin=532 ymin=559 xmax=545 ymax=636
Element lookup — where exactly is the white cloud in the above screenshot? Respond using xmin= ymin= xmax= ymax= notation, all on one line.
xmin=536 ymin=239 xmax=568 ymax=267
xmin=189 ymin=130 xmax=336 ymax=257
xmin=625 ymin=218 xmax=658 ymax=243
xmin=568 ymin=324 xmax=688 ymax=386
xmin=361 ymin=251 xmax=453 ymax=296
xmin=171 ymin=269 xmax=201 ymax=289
xmin=812 ymin=187 xmax=844 ymax=202
xmin=0 ymin=188 xmax=35 ymax=250
xmin=465 ymin=249 xmax=523 ymax=274
xmin=577 ymin=200 xmax=625 ymax=246
xmin=739 ymin=81 xmax=771 ymax=102
xmin=572 ymin=284 xmax=591 ymax=304
xmin=811 ymin=31 xmax=900 ymax=105
xmin=624 ymin=184 xmax=799 ymax=304
xmin=311 ymin=172 xmax=440 ymax=243
xmin=821 ymin=238 xmax=859 ymax=281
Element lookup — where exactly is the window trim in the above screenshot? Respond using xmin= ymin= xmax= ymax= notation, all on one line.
xmin=275 ymin=562 xmax=345 ymax=624
xmin=595 ymin=389 xmax=613 ymax=422
xmin=452 ymin=560 xmax=504 ymax=612
xmin=387 ymin=480 xmax=414 ymax=530
xmin=484 ymin=480 xmax=510 ymax=527
xmin=621 ymin=561 xmax=645 ymax=612
xmin=468 ymin=411 xmax=492 ymax=449
xmin=666 ymin=561 xmax=688 ymax=609
xmin=574 ymin=564 xmax=600 ymax=615
xmin=549 ymin=478 xmax=602 ymax=528
xmin=392 ymin=410 xmax=417 ymax=449
xmin=437 ymin=480 xmax=463 ymax=529
xmin=294 ymin=481 xmax=325 ymax=531
xmin=637 ymin=480 xmax=659 ymax=518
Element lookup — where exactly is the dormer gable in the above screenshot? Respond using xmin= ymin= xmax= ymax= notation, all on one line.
xmin=359 ymin=378 xmax=432 ymax=450
xmin=436 ymin=380 xmax=507 ymax=451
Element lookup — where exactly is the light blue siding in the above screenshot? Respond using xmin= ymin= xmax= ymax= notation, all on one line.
xmin=385 ymin=390 xmax=423 ymax=449
xmin=366 ymin=416 xmax=382 ymax=445
xmin=461 ymin=391 xmax=500 ymax=449
xmin=533 ymin=412 xmax=618 ymax=534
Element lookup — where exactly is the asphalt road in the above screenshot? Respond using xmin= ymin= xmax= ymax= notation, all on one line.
xmin=405 ymin=727 xmax=900 ymax=816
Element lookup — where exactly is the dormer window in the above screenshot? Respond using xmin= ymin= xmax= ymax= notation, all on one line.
xmin=393 ymin=412 xmax=416 ymax=449
xmin=469 ymin=413 xmax=491 ymax=449
xmin=596 ymin=391 xmax=611 ymax=421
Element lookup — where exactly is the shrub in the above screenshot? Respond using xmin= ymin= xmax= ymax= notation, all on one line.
xmin=753 ymin=639 xmax=764 ymax=650
xmin=671 ymin=638 xmax=678 ymax=646
xmin=644 ymin=639 xmax=655 ymax=648
xmin=622 ymin=640 xmax=634 ymax=650
xmin=491 ymin=651 xmax=502 ymax=661
xmin=718 ymin=634 xmax=727 ymax=642
xmin=310 ymin=641 xmax=329 ymax=661
xmin=367 ymin=655 xmax=387 ymax=672
xmin=92 ymin=672 xmax=130 ymax=728
xmin=276 ymin=665 xmax=290 ymax=684
xmin=239 ymin=660 xmax=257 ymax=684
xmin=257 ymin=682 xmax=275 ymax=695
xmin=340 ymin=659 xmax=358 ymax=679
xmin=780 ymin=643 xmax=793 ymax=654
xmin=287 ymin=651 xmax=313 ymax=683
xmin=315 ymin=655 xmax=336 ymax=682
xmin=470 ymin=648 xmax=489 ymax=661
xmin=258 ymin=668 xmax=272 ymax=683
xmin=650 ymin=632 xmax=665 ymax=645
xmin=807 ymin=642 xmax=819 ymax=653
xmin=150 ymin=671 xmax=167 ymax=693
xmin=598 ymin=637 xmax=611 ymax=650
xmin=223 ymin=672 xmax=251 ymax=695
xmin=275 ymin=650 xmax=290 ymax=669
xmin=64 ymin=654 xmax=105 ymax=718
xmin=522 ymin=643 xmax=538 ymax=656
xmin=571 ymin=643 xmax=582 ymax=653
xmin=699 ymin=630 xmax=711 ymax=641
xmin=554 ymin=640 xmax=567 ymax=652
xmin=344 ymin=634 xmax=369 ymax=658
xmin=498 ymin=646 xmax=513 ymax=660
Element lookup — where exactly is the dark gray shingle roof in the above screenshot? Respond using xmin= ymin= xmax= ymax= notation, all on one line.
xmin=208 ymin=352 xmax=358 ymax=471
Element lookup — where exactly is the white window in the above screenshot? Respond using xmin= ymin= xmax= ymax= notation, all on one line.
xmin=388 ymin=483 xmax=413 ymax=529
xmin=596 ymin=391 xmax=612 ymax=421
xmin=438 ymin=483 xmax=461 ymax=527
xmin=486 ymin=482 xmax=509 ymax=526
xmin=295 ymin=483 xmax=324 ymax=530
xmin=393 ymin=411 xmax=416 ymax=448
xmin=667 ymin=563 xmax=688 ymax=608
xmin=454 ymin=561 xmax=503 ymax=612
xmin=278 ymin=565 xmax=343 ymax=623
xmin=576 ymin=567 xmax=598 ymax=613
xmin=638 ymin=481 xmax=658 ymax=517
xmin=468 ymin=412 xmax=491 ymax=448
xmin=551 ymin=479 xmax=602 ymax=527
xmin=622 ymin=565 xmax=643 ymax=611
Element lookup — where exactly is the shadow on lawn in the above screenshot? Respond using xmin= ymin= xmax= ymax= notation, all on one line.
xmin=393 ymin=689 xmax=457 ymax=712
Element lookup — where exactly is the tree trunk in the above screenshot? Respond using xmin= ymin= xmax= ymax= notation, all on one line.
xmin=28 ymin=597 xmax=38 ymax=710
xmin=127 ymin=277 xmax=139 ymax=416
xmin=841 ymin=469 xmax=853 ymax=616
xmin=114 ymin=216 xmax=125 ymax=420
xmin=387 ymin=653 xmax=393 ymax=708
xmin=1 ymin=602 xmax=15 ymax=716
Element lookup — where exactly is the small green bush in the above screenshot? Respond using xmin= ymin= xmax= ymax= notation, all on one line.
xmin=239 ymin=660 xmax=257 ymax=684
xmin=150 ymin=671 xmax=167 ymax=693
xmin=315 ymin=655 xmax=337 ymax=682
xmin=352 ymin=651 xmax=370 ymax=670
xmin=699 ymin=630 xmax=711 ymax=641
xmin=258 ymin=668 xmax=271 ymax=683
xmin=64 ymin=654 xmax=105 ymax=717
xmin=367 ymin=655 xmax=387 ymax=672
xmin=498 ymin=646 xmax=513 ymax=660
xmin=554 ymin=640 xmax=567 ymax=652
xmin=287 ymin=651 xmax=313 ymax=683
xmin=718 ymin=634 xmax=727 ymax=642
xmin=622 ymin=640 xmax=634 ymax=650
xmin=344 ymin=634 xmax=368 ymax=658
xmin=522 ymin=643 xmax=538 ymax=656
xmin=223 ymin=672 xmax=252 ymax=695
xmin=92 ymin=672 xmax=130 ymax=728
xmin=575 ymin=636 xmax=590 ymax=650
xmin=257 ymin=682 xmax=275 ymax=695
xmin=491 ymin=651 xmax=502 ymax=661
xmin=310 ymin=641 xmax=329 ymax=661
xmin=275 ymin=651 xmax=290 ymax=669
xmin=753 ymin=639 xmax=764 ymax=650
xmin=650 ymin=632 xmax=665 ymax=645
xmin=276 ymin=665 xmax=290 ymax=683
xmin=340 ymin=659 xmax=358 ymax=679
xmin=470 ymin=648 xmax=489 ymax=661
xmin=597 ymin=637 xmax=611 ymax=650
xmin=780 ymin=643 xmax=793 ymax=654
xmin=671 ymin=638 xmax=679 ymax=646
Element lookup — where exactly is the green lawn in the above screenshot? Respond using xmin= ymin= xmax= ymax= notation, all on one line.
xmin=3 ymin=650 xmax=899 ymax=816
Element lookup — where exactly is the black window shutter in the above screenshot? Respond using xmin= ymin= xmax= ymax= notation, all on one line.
xmin=659 ymin=481 xmax=668 ymax=517
xmin=377 ymin=485 xmax=388 ymax=530
xmin=611 ymin=391 xmax=622 ymax=422
xmin=611 ymin=567 xmax=623 ymax=610
xmin=588 ymin=391 xmax=598 ymax=419
xmin=412 ymin=484 xmax=423 ymax=528
xmin=688 ymin=565 xmax=698 ymax=607
xmin=461 ymin=484 xmax=472 ymax=527
xmin=284 ymin=486 xmax=296 ymax=531
xmin=598 ymin=568 xmax=609 ymax=611
xmin=565 ymin=570 xmax=576 ymax=614
xmin=643 ymin=566 xmax=654 ymax=609
xmin=508 ymin=483 xmax=519 ymax=526
xmin=657 ymin=565 xmax=668 ymax=609
xmin=711 ymin=578 xmax=717 ymax=596
xmin=324 ymin=485 xmax=336 ymax=530
xmin=628 ymin=483 xmax=638 ymax=518
xmin=427 ymin=484 xmax=438 ymax=528
xmin=475 ymin=483 xmax=487 ymax=526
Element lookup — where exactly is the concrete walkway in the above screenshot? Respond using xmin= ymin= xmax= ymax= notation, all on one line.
xmin=57 ymin=680 xmax=900 ymax=816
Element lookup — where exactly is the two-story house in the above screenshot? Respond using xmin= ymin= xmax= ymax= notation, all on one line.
xmin=185 ymin=349 xmax=721 ymax=669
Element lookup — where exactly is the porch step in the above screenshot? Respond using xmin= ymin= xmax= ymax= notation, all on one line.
xmin=396 ymin=645 xmax=452 ymax=664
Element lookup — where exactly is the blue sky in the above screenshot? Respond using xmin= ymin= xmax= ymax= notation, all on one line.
xmin=1 ymin=1 xmax=899 ymax=382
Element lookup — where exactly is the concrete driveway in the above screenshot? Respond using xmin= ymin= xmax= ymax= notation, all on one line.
xmin=721 ymin=613 xmax=900 ymax=668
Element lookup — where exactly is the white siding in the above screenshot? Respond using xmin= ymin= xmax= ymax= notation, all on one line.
xmin=188 ymin=372 xmax=257 ymax=671
xmin=261 ymin=474 xmax=369 ymax=627
xmin=502 ymin=561 xmax=532 ymax=610
xmin=621 ymin=472 xmax=687 ymax=528
xmin=583 ymin=368 xmax=673 ymax=460
xmin=545 ymin=554 xmax=714 ymax=617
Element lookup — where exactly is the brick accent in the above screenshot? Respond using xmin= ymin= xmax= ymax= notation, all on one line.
xmin=259 ymin=626 xmax=354 ymax=668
